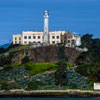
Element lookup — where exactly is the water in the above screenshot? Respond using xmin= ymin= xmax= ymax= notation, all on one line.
xmin=0 ymin=98 xmax=99 ymax=100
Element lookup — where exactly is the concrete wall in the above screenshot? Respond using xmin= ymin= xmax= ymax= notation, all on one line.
xmin=13 ymin=31 xmax=81 ymax=47
xmin=13 ymin=34 xmax=22 ymax=44
xmin=13 ymin=31 xmax=65 ymax=45
xmin=49 ymin=31 xmax=65 ymax=44
xmin=22 ymin=31 xmax=43 ymax=45
xmin=94 ymin=83 xmax=100 ymax=90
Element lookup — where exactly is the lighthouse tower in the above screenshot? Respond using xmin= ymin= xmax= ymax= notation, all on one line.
xmin=43 ymin=10 xmax=49 ymax=44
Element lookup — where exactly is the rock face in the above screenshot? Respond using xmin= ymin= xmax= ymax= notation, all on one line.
xmin=0 ymin=56 xmax=11 ymax=66
xmin=11 ymin=46 xmax=80 ymax=64
xmin=65 ymin=47 xmax=81 ymax=64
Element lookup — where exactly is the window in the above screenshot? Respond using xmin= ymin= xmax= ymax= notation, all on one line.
xmin=52 ymin=36 xmax=55 ymax=39
xmin=24 ymin=41 xmax=27 ymax=44
xmin=24 ymin=36 xmax=27 ymax=39
xmin=68 ymin=40 xmax=70 ymax=43
xmin=33 ymin=36 xmax=36 ymax=39
xmin=19 ymin=41 xmax=21 ymax=44
xmin=19 ymin=37 xmax=21 ymax=40
xmin=38 ymin=36 xmax=40 ymax=39
xmin=15 ymin=37 xmax=17 ymax=40
xmin=33 ymin=41 xmax=36 ymax=43
xmin=38 ymin=41 xmax=40 ymax=43
xmin=52 ymin=41 xmax=55 ymax=44
xmin=29 ymin=41 xmax=31 ymax=44
xmin=57 ymin=36 xmax=59 ymax=39
xmin=29 ymin=36 xmax=31 ymax=39
xmin=15 ymin=41 xmax=17 ymax=44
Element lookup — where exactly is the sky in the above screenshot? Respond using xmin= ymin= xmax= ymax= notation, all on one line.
xmin=0 ymin=0 xmax=100 ymax=45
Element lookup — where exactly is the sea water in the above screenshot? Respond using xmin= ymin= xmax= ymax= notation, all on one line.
xmin=0 ymin=98 xmax=99 ymax=100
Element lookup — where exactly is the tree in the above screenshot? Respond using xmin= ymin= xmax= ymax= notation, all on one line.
xmin=27 ymin=80 xmax=43 ymax=90
xmin=22 ymin=56 xmax=30 ymax=64
xmin=75 ymin=52 xmax=92 ymax=65
xmin=76 ymin=33 xmax=100 ymax=66
xmin=0 ymin=48 xmax=5 ymax=54
xmin=55 ymin=60 xmax=67 ymax=87
xmin=55 ymin=44 xmax=67 ymax=87
xmin=81 ymin=33 xmax=93 ymax=49
xmin=94 ymin=56 xmax=100 ymax=82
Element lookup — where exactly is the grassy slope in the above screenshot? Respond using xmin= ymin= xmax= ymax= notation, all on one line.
xmin=13 ymin=62 xmax=58 ymax=76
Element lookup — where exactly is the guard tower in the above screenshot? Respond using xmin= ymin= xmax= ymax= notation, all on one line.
xmin=43 ymin=10 xmax=49 ymax=44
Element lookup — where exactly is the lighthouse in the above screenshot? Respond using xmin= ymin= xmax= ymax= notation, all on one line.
xmin=43 ymin=10 xmax=49 ymax=44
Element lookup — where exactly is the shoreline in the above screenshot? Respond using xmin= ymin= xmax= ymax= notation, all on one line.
xmin=0 ymin=90 xmax=100 ymax=98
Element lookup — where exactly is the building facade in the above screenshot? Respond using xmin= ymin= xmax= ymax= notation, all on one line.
xmin=13 ymin=11 xmax=81 ymax=47
xmin=61 ymin=30 xmax=81 ymax=47
xmin=13 ymin=31 xmax=65 ymax=45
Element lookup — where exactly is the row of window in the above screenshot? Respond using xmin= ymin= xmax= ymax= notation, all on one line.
xmin=24 ymin=41 xmax=41 ymax=44
xmin=15 ymin=37 xmax=21 ymax=40
xmin=15 ymin=36 xmax=60 ymax=40
xmin=52 ymin=41 xmax=59 ymax=44
xmin=52 ymin=36 xmax=59 ymax=39
xmin=15 ymin=41 xmax=21 ymax=44
xmin=23 ymin=41 xmax=59 ymax=44
xmin=24 ymin=36 xmax=41 ymax=39
xmin=24 ymin=36 xmax=60 ymax=39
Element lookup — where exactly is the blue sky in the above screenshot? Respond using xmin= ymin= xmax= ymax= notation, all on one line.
xmin=0 ymin=0 xmax=100 ymax=45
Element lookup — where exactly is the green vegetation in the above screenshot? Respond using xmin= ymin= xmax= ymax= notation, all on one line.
xmin=76 ymin=33 xmax=100 ymax=84
xmin=55 ymin=43 xmax=68 ymax=87
xmin=0 ymin=48 xmax=5 ymax=54
xmin=79 ymin=33 xmax=100 ymax=63
xmin=0 ymin=43 xmax=29 ymax=55
xmin=66 ymin=62 xmax=73 ymax=68
xmin=26 ymin=62 xmax=57 ymax=76
xmin=55 ymin=60 xmax=67 ymax=87
xmin=4 ymin=65 xmax=13 ymax=71
xmin=13 ymin=62 xmax=58 ymax=76
xmin=7 ymin=44 xmax=29 ymax=53
xmin=1 ymin=34 xmax=99 ymax=90
xmin=22 ymin=56 xmax=30 ymax=64
xmin=27 ymin=80 xmax=44 ymax=90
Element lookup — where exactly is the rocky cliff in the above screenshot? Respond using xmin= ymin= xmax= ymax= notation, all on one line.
xmin=0 ymin=46 xmax=81 ymax=66
xmin=11 ymin=46 xmax=80 ymax=64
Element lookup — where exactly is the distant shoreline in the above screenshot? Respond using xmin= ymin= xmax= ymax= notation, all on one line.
xmin=0 ymin=90 xmax=100 ymax=98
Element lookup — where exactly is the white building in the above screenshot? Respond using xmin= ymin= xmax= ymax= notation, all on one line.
xmin=13 ymin=11 xmax=81 ymax=47
xmin=13 ymin=30 xmax=65 ymax=45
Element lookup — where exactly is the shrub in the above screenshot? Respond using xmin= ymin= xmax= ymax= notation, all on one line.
xmin=76 ymin=63 xmax=95 ymax=77
xmin=1 ymin=81 xmax=9 ymax=90
xmin=4 ymin=65 xmax=13 ymax=71
xmin=1 ymin=81 xmax=18 ymax=90
xmin=55 ymin=60 xmax=67 ymax=87
xmin=21 ymin=62 xmax=57 ymax=76
xmin=0 ymin=48 xmax=5 ymax=54
xmin=22 ymin=62 xmax=35 ymax=70
xmin=12 ymin=64 xmax=20 ymax=67
xmin=29 ymin=62 xmax=57 ymax=75
xmin=66 ymin=62 xmax=73 ymax=68
xmin=22 ymin=56 xmax=30 ymax=64
xmin=27 ymin=80 xmax=44 ymax=90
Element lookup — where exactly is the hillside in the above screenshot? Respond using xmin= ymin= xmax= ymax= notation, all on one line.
xmin=0 ymin=44 xmax=95 ymax=90
xmin=0 ymin=66 xmax=92 ymax=90
xmin=0 ymin=45 xmax=80 ymax=66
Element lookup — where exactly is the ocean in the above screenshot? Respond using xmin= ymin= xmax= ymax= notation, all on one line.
xmin=0 ymin=98 xmax=99 ymax=100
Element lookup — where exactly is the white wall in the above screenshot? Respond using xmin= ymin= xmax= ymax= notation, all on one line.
xmin=74 ymin=35 xmax=81 ymax=46
xmin=13 ymin=31 xmax=81 ymax=47
xmin=94 ymin=83 xmax=100 ymax=90
xmin=22 ymin=31 xmax=43 ymax=45
xmin=49 ymin=31 xmax=65 ymax=44
xmin=13 ymin=34 xmax=22 ymax=44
